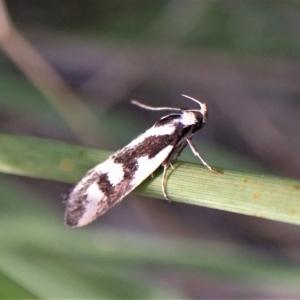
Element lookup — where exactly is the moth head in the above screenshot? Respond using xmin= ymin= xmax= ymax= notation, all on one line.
xmin=181 ymin=94 xmax=208 ymax=123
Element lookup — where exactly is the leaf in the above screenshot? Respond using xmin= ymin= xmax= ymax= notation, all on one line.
xmin=0 ymin=133 xmax=299 ymax=226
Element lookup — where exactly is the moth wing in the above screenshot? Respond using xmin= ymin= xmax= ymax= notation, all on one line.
xmin=65 ymin=142 xmax=174 ymax=227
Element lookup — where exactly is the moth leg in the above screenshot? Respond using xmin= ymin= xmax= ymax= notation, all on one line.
xmin=162 ymin=164 xmax=172 ymax=202
xmin=186 ymin=139 xmax=219 ymax=173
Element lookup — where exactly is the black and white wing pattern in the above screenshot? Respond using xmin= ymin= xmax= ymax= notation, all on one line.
xmin=65 ymin=95 xmax=214 ymax=227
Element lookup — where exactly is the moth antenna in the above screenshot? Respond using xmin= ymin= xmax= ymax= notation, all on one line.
xmin=181 ymin=94 xmax=207 ymax=121
xmin=131 ymin=100 xmax=182 ymax=111
xmin=181 ymin=94 xmax=206 ymax=108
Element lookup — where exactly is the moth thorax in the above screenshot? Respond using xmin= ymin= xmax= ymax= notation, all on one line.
xmin=180 ymin=111 xmax=198 ymax=126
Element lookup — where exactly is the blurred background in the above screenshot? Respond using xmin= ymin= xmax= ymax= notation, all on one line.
xmin=0 ymin=0 xmax=300 ymax=298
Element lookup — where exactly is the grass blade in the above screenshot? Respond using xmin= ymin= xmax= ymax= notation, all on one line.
xmin=0 ymin=133 xmax=299 ymax=225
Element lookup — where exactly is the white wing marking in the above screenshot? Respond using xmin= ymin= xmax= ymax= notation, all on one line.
xmin=78 ymin=182 xmax=105 ymax=226
xmin=95 ymin=159 xmax=124 ymax=186
xmin=131 ymin=145 xmax=173 ymax=186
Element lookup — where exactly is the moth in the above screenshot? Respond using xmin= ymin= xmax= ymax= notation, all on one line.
xmin=65 ymin=94 xmax=217 ymax=227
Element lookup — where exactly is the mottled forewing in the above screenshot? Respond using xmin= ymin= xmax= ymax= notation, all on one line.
xmin=65 ymin=120 xmax=181 ymax=227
